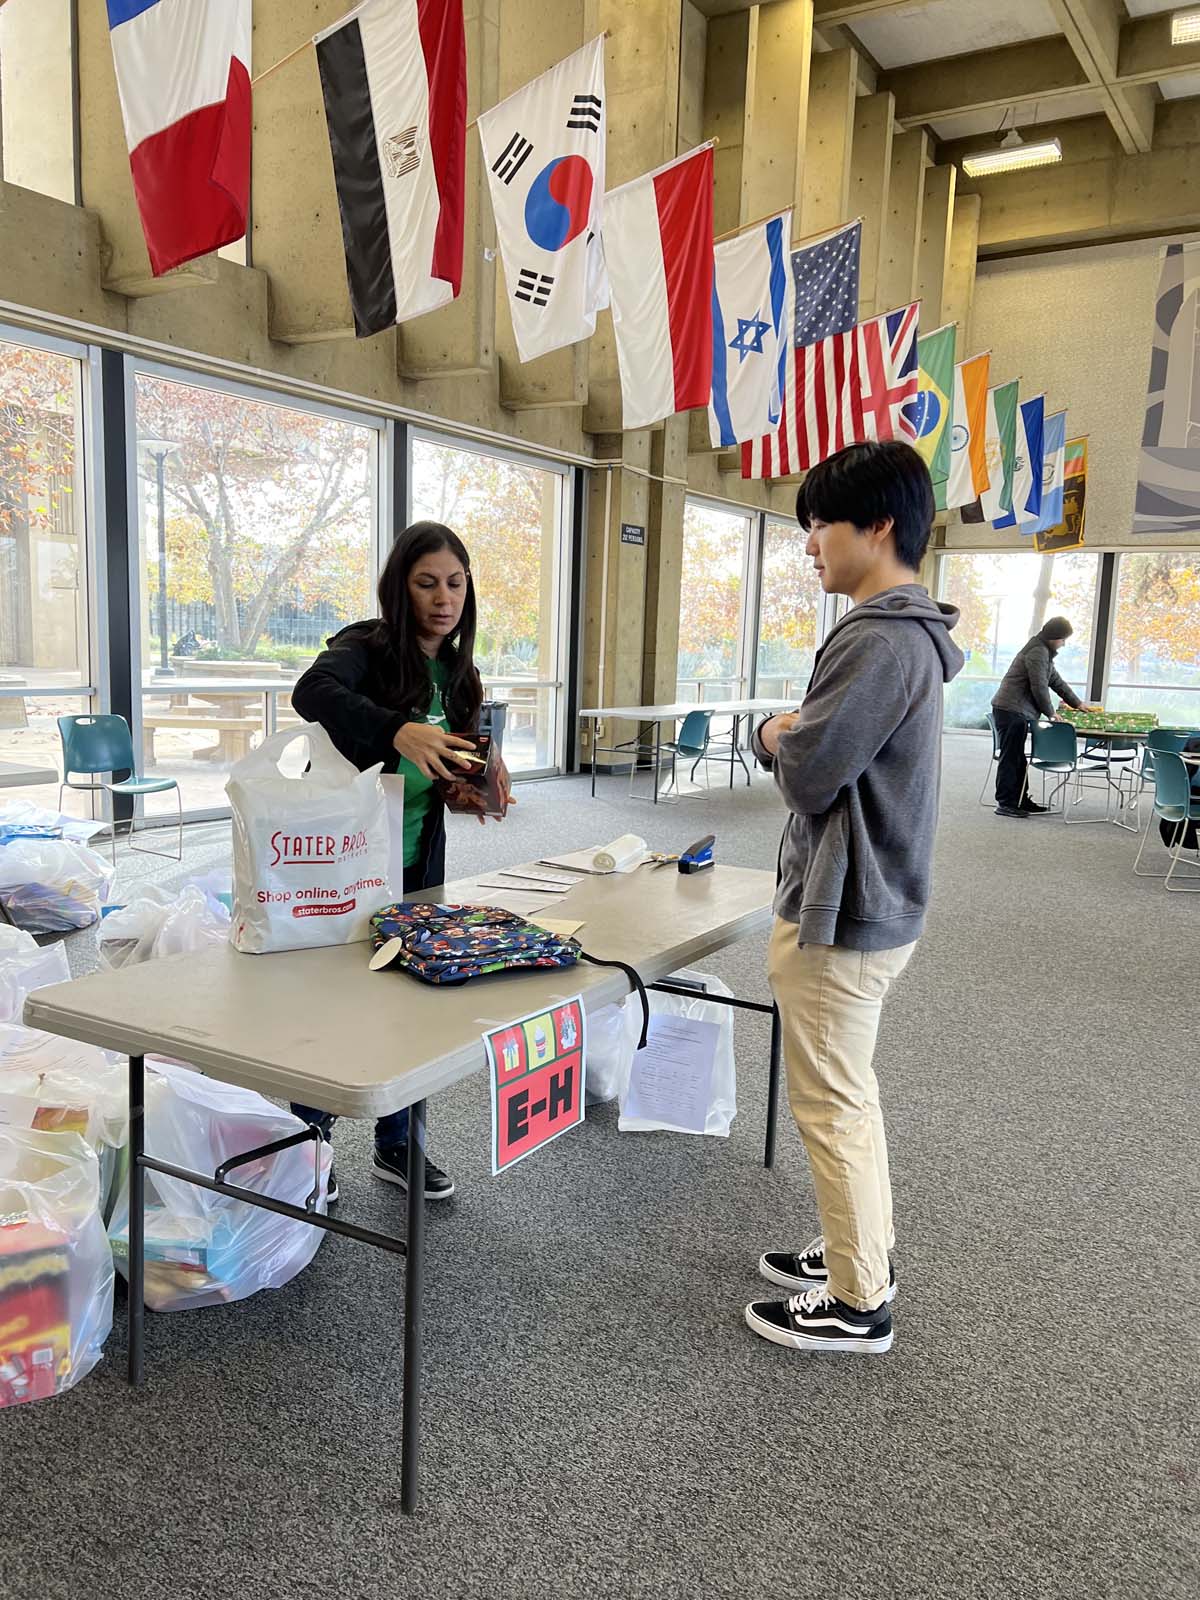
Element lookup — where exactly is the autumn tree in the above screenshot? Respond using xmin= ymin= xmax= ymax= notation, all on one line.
xmin=0 ymin=342 xmax=78 ymax=664
xmin=678 ymin=505 xmax=745 ymax=681
xmin=136 ymin=375 xmax=374 ymax=659
xmin=1110 ymin=552 xmax=1200 ymax=683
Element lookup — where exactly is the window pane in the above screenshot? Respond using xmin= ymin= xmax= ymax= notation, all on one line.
xmin=678 ymin=502 xmax=750 ymax=702
xmin=0 ymin=339 xmax=88 ymax=690
xmin=939 ymin=551 xmax=1099 ymax=728
xmin=0 ymin=0 xmax=75 ymax=205
xmin=1108 ymin=552 xmax=1200 ymax=724
xmin=0 ymin=694 xmax=92 ymax=815
xmin=410 ymin=438 xmax=565 ymax=773
xmin=133 ymin=373 xmax=378 ymax=811
xmin=756 ymin=517 xmax=821 ymax=698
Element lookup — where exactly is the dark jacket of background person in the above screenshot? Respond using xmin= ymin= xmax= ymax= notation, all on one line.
xmin=991 ymin=626 xmax=1083 ymax=723
xmin=751 ymin=585 xmax=964 ymax=952
xmin=291 ymin=620 xmax=481 ymax=892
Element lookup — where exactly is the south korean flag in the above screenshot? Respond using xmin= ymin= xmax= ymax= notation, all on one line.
xmin=478 ymin=36 xmax=607 ymax=362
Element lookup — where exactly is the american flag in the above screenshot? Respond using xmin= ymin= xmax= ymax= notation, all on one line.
xmin=742 ymin=221 xmax=861 ymax=480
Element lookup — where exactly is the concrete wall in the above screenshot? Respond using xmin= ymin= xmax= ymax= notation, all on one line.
xmin=953 ymin=235 xmax=1200 ymax=552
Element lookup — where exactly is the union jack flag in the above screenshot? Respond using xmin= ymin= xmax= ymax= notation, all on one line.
xmin=859 ymin=301 xmax=921 ymax=444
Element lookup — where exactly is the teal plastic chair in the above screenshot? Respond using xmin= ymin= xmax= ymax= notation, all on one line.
xmin=1132 ymin=750 xmax=1200 ymax=890
xmin=978 ymin=710 xmax=1002 ymax=807
xmin=1126 ymin=729 xmax=1191 ymax=829
xmin=641 ymin=709 xmax=713 ymax=800
xmin=58 ymin=714 xmax=182 ymax=866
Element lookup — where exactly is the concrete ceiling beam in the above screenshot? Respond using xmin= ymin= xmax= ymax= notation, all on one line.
xmin=1048 ymin=0 xmax=1155 ymax=156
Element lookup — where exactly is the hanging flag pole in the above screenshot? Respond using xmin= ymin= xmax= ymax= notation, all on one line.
xmin=715 ymin=211 xmax=864 ymax=249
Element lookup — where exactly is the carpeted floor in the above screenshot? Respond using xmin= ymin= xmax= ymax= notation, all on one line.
xmin=2 ymin=737 xmax=1197 ymax=1600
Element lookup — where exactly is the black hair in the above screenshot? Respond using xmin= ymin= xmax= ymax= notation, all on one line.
xmin=1040 ymin=616 xmax=1073 ymax=643
xmin=373 ymin=521 xmax=483 ymax=732
xmin=795 ymin=439 xmax=935 ymax=571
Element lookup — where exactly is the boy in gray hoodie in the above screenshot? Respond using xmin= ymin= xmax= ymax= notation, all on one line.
xmin=745 ymin=439 xmax=963 ymax=1356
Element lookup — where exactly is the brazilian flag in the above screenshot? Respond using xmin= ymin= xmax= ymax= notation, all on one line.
xmin=913 ymin=324 xmax=956 ymax=512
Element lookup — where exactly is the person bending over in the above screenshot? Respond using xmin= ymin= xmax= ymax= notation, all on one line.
xmin=990 ymin=618 xmax=1099 ymax=818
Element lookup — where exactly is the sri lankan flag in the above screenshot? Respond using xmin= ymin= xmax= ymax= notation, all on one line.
xmin=912 ymin=323 xmax=955 ymax=512
xmin=1035 ymin=437 xmax=1088 ymax=553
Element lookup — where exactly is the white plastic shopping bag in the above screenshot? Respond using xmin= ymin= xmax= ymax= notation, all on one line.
xmin=617 ymin=968 xmax=737 ymax=1137
xmin=0 ymin=927 xmax=71 ymax=1023
xmin=106 ymin=1060 xmax=331 ymax=1312
xmin=584 ymin=1003 xmax=635 ymax=1105
xmin=0 ymin=1126 xmax=114 ymax=1408
xmin=0 ymin=840 xmax=114 ymax=932
xmin=98 ymin=882 xmax=230 ymax=971
xmin=226 ymin=723 xmax=392 ymax=953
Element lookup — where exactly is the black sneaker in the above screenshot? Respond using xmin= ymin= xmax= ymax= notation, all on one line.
xmin=1020 ymin=800 xmax=1051 ymax=815
xmin=994 ymin=805 xmax=1028 ymax=818
xmin=758 ymin=1235 xmax=896 ymax=1303
xmin=325 ymin=1164 xmax=339 ymax=1205
xmin=372 ymin=1142 xmax=455 ymax=1201
xmin=744 ymin=1289 xmax=893 ymax=1354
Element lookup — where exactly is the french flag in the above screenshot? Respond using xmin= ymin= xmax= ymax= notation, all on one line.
xmin=602 ymin=146 xmax=714 ymax=430
xmin=106 ymin=0 xmax=251 ymax=277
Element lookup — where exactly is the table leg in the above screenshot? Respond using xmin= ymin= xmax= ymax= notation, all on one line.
xmin=128 ymin=1053 xmax=146 ymax=1386
xmin=590 ymin=718 xmax=596 ymax=798
xmin=653 ymin=721 xmax=661 ymax=805
xmin=764 ymin=1004 xmax=781 ymax=1170
xmin=401 ymin=1098 xmax=427 ymax=1515
xmin=729 ymin=715 xmax=737 ymax=790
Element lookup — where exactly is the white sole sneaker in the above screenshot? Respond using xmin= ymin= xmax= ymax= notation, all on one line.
xmin=757 ymin=1253 xmax=897 ymax=1304
xmin=744 ymin=1302 xmax=893 ymax=1354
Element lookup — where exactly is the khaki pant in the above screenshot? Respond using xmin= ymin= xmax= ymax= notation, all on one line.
xmin=767 ymin=917 xmax=916 ymax=1312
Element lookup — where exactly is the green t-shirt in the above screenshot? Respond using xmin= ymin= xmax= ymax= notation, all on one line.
xmin=396 ymin=658 xmax=449 ymax=869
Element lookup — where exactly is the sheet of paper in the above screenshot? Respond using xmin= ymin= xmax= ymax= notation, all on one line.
xmin=451 ymin=882 xmax=564 ymax=916
xmin=530 ymin=916 xmax=584 ymax=937
xmin=622 ymin=1014 xmax=719 ymax=1135
xmin=539 ymin=846 xmax=650 ymax=875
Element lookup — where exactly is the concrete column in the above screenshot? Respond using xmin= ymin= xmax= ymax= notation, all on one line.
xmin=942 ymin=191 xmax=981 ymax=351
xmin=582 ymin=0 xmax=683 ymax=435
xmin=703 ymin=9 xmax=748 ymax=236
xmin=402 ymin=0 xmax=499 ymax=378
xmin=0 ymin=0 xmax=75 ymax=204
xmin=78 ymin=0 xmax=218 ymax=293
xmin=876 ymin=127 xmax=928 ymax=314
xmin=642 ymin=415 xmax=689 ymax=706
xmin=848 ymin=91 xmax=894 ymax=316
xmin=496 ymin=0 xmax=587 ymax=411
xmin=581 ymin=431 xmax=653 ymax=766
xmin=916 ymin=164 xmax=956 ymax=327
xmin=741 ymin=0 xmax=813 ymax=224
xmin=800 ymin=47 xmax=858 ymax=237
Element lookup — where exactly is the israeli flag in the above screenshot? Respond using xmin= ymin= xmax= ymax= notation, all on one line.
xmin=708 ymin=211 xmax=793 ymax=448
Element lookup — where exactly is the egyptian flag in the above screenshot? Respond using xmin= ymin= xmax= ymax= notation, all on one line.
xmin=316 ymin=0 xmax=466 ymax=337
xmin=106 ymin=0 xmax=251 ymax=277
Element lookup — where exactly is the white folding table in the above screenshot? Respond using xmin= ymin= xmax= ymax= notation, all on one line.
xmin=24 ymin=862 xmax=779 ymax=1514
xmin=0 ymin=760 xmax=57 ymax=789
xmin=579 ymin=698 xmax=797 ymax=801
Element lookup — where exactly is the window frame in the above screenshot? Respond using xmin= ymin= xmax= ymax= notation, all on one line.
xmin=408 ymin=424 xmax=575 ymax=778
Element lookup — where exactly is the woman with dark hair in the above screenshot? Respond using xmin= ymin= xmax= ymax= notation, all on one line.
xmin=288 ymin=520 xmax=514 ymax=1201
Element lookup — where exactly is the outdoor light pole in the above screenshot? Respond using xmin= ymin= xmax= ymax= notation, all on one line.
xmin=138 ymin=438 xmax=179 ymax=679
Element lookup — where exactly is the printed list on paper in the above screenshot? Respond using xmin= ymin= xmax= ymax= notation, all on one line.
xmin=623 ymin=1014 xmax=720 ymax=1134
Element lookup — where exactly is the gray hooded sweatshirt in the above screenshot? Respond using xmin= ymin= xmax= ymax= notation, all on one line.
xmin=751 ymin=584 xmax=963 ymax=952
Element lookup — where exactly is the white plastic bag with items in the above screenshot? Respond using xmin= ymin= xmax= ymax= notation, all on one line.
xmin=0 ymin=1126 xmax=114 ymax=1408
xmin=0 ymin=1024 xmax=129 ymax=1222
xmin=617 ymin=968 xmax=737 ymax=1137
xmin=226 ymin=724 xmax=392 ymax=953
xmin=98 ymin=882 xmax=230 ymax=971
xmin=0 ymin=927 xmax=71 ymax=1023
xmin=106 ymin=1060 xmax=331 ymax=1311
xmin=584 ymin=1003 xmax=635 ymax=1105
xmin=0 ymin=839 xmax=115 ymax=932
xmin=0 ymin=799 xmax=104 ymax=846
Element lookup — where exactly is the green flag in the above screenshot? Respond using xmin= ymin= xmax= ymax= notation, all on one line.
xmin=913 ymin=324 xmax=956 ymax=512
xmin=986 ymin=380 xmax=1020 ymax=520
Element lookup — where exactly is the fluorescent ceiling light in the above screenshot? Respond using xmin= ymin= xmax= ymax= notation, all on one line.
xmin=962 ymin=137 xmax=1063 ymax=178
xmin=1173 ymin=10 xmax=1200 ymax=46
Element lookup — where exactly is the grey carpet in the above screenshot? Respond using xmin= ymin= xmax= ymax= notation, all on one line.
xmin=2 ymin=739 xmax=1197 ymax=1600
